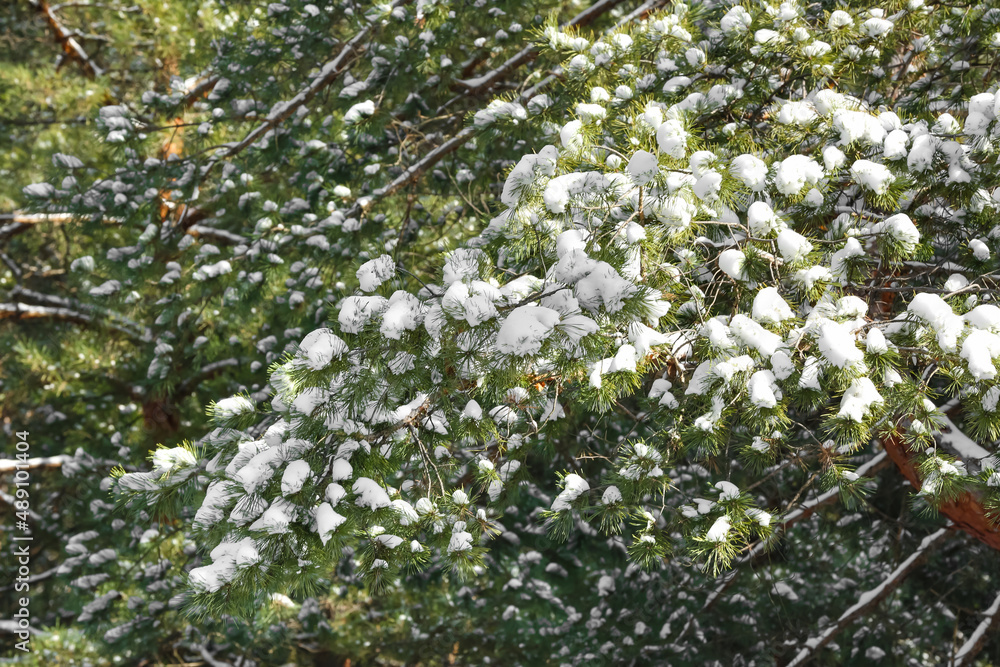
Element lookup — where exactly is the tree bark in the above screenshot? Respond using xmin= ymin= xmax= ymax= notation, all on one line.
xmin=882 ymin=434 xmax=1000 ymax=551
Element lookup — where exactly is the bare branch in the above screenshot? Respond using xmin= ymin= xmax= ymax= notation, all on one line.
xmin=10 ymin=286 xmax=152 ymax=341
xmin=174 ymin=358 xmax=242 ymax=397
xmin=0 ymin=455 xmax=72 ymax=473
xmin=29 ymin=0 xmax=105 ymax=78
xmin=187 ymin=224 xmax=246 ymax=246
xmin=0 ymin=302 xmax=149 ymax=341
xmin=785 ymin=526 xmax=952 ymax=667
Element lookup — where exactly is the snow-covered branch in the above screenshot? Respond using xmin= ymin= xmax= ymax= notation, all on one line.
xmin=186 ymin=224 xmax=247 ymax=246
xmin=701 ymin=452 xmax=890 ymax=613
xmin=882 ymin=434 xmax=1000 ymax=551
xmin=954 ymin=588 xmax=1000 ymax=667
xmin=0 ymin=455 xmax=72 ymax=473
xmin=786 ymin=527 xmax=952 ymax=666
xmin=220 ymin=0 xmax=409 ymax=160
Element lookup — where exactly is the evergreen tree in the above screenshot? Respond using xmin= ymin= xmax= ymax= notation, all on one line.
xmin=4 ymin=0 xmax=1000 ymax=664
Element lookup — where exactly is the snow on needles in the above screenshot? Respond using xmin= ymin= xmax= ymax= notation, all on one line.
xmin=551 ymin=474 xmax=590 ymax=511
xmin=496 ymin=306 xmax=562 ymax=356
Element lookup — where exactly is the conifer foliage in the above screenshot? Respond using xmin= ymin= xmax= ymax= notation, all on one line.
xmin=5 ymin=0 xmax=1000 ymax=663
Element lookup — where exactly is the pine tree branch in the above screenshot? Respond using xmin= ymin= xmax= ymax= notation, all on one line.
xmin=1 ymin=210 xmax=242 ymax=250
xmin=0 ymin=619 xmax=49 ymax=636
xmin=347 ymin=126 xmax=476 ymax=220
xmin=197 ymin=645 xmax=235 ymax=667
xmin=0 ymin=248 xmax=22 ymax=279
xmin=522 ymin=0 xmax=667 ymax=100
xmin=933 ymin=408 xmax=996 ymax=472
xmin=453 ymin=0 xmax=628 ymax=92
xmin=178 ymin=74 xmax=220 ymax=108
xmin=170 ymin=2 xmax=410 ymax=233
xmin=0 ymin=116 xmax=89 ymax=127
xmin=953 ymin=588 xmax=1000 ymax=667
xmin=28 ymin=0 xmax=105 ymax=78
xmin=49 ymin=1 xmax=141 ymax=11
xmin=219 ymin=0 xmax=409 ymax=161
xmin=781 ymin=451 xmax=891 ymax=525
xmin=0 ymin=488 xmax=44 ymax=522
xmin=1 ymin=212 xmax=125 ymax=245
xmin=0 ymin=212 xmax=117 ymax=224
xmin=1 ymin=213 xmax=88 ymax=244
xmin=785 ymin=526 xmax=951 ymax=667
xmin=699 ymin=451 xmax=890 ymax=614
xmin=0 ymin=563 xmax=62 ymax=593
xmin=348 ymin=0 xmax=653 ymax=223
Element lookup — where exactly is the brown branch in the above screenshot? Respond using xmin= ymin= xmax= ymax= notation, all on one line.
xmin=179 ymin=76 xmax=220 ymax=108
xmin=173 ymin=358 xmax=242 ymax=398
xmin=785 ymin=526 xmax=952 ymax=666
xmin=873 ymin=268 xmax=1000 ymax=551
xmin=29 ymin=0 xmax=104 ymax=78
xmin=882 ymin=434 xmax=1000 ymax=551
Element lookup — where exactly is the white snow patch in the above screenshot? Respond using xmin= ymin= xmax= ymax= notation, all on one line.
xmin=551 ymin=474 xmax=590 ymax=511
xmin=838 ymin=377 xmax=884 ymax=422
